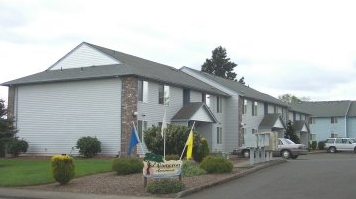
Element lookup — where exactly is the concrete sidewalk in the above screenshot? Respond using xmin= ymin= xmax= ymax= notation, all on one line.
xmin=0 ymin=159 xmax=286 ymax=199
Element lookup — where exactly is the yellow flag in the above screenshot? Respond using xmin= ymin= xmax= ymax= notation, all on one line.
xmin=186 ymin=130 xmax=193 ymax=160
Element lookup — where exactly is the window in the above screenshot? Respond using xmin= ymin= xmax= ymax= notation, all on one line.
xmin=159 ymin=84 xmax=170 ymax=105
xmin=217 ymin=127 xmax=222 ymax=144
xmin=241 ymin=128 xmax=246 ymax=145
xmin=309 ymin=133 xmax=316 ymax=141
xmin=331 ymin=117 xmax=338 ymax=124
xmin=252 ymin=101 xmax=258 ymax=116
xmin=217 ymin=97 xmax=222 ymax=113
xmin=203 ymin=94 xmax=211 ymax=107
xmin=242 ymin=99 xmax=247 ymax=114
xmin=252 ymin=129 xmax=257 ymax=134
xmin=309 ymin=117 xmax=315 ymax=124
xmin=137 ymin=120 xmax=148 ymax=142
xmin=138 ymin=80 xmax=148 ymax=102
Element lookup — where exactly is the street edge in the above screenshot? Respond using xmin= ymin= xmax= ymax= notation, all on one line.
xmin=175 ymin=159 xmax=287 ymax=198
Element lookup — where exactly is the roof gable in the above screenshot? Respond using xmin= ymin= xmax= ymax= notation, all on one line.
xmin=49 ymin=42 xmax=120 ymax=70
xmin=171 ymin=102 xmax=217 ymax=123
xmin=259 ymin=114 xmax=286 ymax=129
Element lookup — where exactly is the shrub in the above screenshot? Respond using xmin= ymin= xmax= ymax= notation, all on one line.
xmin=51 ymin=155 xmax=75 ymax=185
xmin=311 ymin=141 xmax=317 ymax=150
xmin=199 ymin=155 xmax=233 ymax=173
xmin=318 ymin=141 xmax=326 ymax=150
xmin=6 ymin=138 xmax=28 ymax=157
xmin=165 ymin=154 xmax=180 ymax=160
xmin=193 ymin=137 xmax=210 ymax=162
xmin=76 ymin=136 xmax=101 ymax=158
xmin=111 ymin=157 xmax=143 ymax=175
xmin=182 ymin=160 xmax=206 ymax=177
xmin=146 ymin=179 xmax=185 ymax=194
xmin=144 ymin=124 xmax=208 ymax=161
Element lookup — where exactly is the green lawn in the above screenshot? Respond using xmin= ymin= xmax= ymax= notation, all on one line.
xmin=0 ymin=157 xmax=112 ymax=187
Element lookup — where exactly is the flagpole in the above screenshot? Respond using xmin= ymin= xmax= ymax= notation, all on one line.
xmin=180 ymin=121 xmax=195 ymax=160
xmin=132 ymin=121 xmax=145 ymax=155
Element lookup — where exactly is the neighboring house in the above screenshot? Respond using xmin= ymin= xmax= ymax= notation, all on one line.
xmin=291 ymin=101 xmax=356 ymax=141
xmin=1 ymin=42 xmax=230 ymax=156
xmin=180 ymin=67 xmax=306 ymax=151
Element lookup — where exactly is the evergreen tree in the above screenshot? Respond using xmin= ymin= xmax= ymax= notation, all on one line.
xmin=285 ymin=120 xmax=300 ymax=144
xmin=238 ymin=76 xmax=245 ymax=85
xmin=201 ymin=46 xmax=237 ymax=81
xmin=0 ymin=99 xmax=18 ymax=157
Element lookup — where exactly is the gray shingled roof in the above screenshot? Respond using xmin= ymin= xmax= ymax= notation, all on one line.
xmin=181 ymin=67 xmax=287 ymax=107
xmin=258 ymin=113 xmax=286 ymax=129
xmin=1 ymin=42 xmax=228 ymax=97
xmin=347 ymin=101 xmax=356 ymax=117
xmin=288 ymin=103 xmax=312 ymax=115
xmin=292 ymin=120 xmax=309 ymax=132
xmin=291 ymin=101 xmax=351 ymax=117
xmin=171 ymin=102 xmax=217 ymax=122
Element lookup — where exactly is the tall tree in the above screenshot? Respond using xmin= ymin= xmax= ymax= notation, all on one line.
xmin=0 ymin=99 xmax=18 ymax=157
xmin=201 ymin=46 xmax=237 ymax=81
xmin=278 ymin=94 xmax=310 ymax=104
xmin=285 ymin=120 xmax=300 ymax=144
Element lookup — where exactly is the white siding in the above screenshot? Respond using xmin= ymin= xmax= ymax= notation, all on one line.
xmin=16 ymin=78 xmax=122 ymax=155
xmin=190 ymin=90 xmax=202 ymax=102
xmin=51 ymin=43 xmax=119 ymax=70
xmin=223 ymin=95 xmax=240 ymax=153
xmin=137 ymin=81 xmax=183 ymax=154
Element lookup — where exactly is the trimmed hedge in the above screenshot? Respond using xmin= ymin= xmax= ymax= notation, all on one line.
xmin=51 ymin=155 xmax=75 ymax=185
xmin=146 ymin=179 xmax=185 ymax=194
xmin=111 ymin=157 xmax=143 ymax=175
xmin=199 ymin=155 xmax=233 ymax=173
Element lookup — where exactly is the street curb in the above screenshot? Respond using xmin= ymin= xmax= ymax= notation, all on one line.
xmin=175 ymin=159 xmax=287 ymax=198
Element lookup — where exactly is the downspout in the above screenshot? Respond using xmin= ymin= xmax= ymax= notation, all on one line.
xmin=345 ymin=101 xmax=351 ymax=137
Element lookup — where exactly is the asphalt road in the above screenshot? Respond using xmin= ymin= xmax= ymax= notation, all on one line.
xmin=184 ymin=153 xmax=356 ymax=199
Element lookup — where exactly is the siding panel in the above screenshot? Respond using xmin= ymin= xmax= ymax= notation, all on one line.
xmin=16 ymin=78 xmax=122 ymax=155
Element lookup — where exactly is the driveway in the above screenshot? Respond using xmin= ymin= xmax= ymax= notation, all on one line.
xmin=184 ymin=153 xmax=356 ymax=199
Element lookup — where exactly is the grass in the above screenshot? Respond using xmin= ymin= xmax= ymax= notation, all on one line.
xmin=0 ymin=157 xmax=112 ymax=187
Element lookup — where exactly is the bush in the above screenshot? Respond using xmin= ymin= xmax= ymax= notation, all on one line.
xmin=146 ymin=179 xmax=185 ymax=194
xmin=51 ymin=155 xmax=75 ymax=185
xmin=76 ymin=136 xmax=101 ymax=158
xmin=199 ymin=155 xmax=233 ymax=173
xmin=144 ymin=124 xmax=208 ymax=161
xmin=6 ymin=138 xmax=28 ymax=157
xmin=182 ymin=161 xmax=206 ymax=177
xmin=111 ymin=157 xmax=143 ymax=175
xmin=193 ymin=138 xmax=210 ymax=162
xmin=165 ymin=154 xmax=180 ymax=160
xmin=311 ymin=141 xmax=317 ymax=150
xmin=318 ymin=141 xmax=326 ymax=150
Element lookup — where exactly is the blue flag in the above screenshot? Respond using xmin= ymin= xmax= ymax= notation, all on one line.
xmin=127 ymin=127 xmax=139 ymax=155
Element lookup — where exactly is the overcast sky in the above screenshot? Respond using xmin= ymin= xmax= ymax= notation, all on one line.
xmin=1 ymin=0 xmax=356 ymax=104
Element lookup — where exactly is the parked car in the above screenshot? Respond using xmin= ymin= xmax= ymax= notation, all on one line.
xmin=231 ymin=138 xmax=308 ymax=159
xmin=324 ymin=138 xmax=356 ymax=153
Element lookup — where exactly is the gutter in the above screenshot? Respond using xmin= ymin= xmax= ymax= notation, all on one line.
xmin=345 ymin=101 xmax=351 ymax=137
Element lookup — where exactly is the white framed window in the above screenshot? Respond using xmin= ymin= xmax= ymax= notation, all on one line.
xmin=217 ymin=127 xmax=222 ymax=144
xmin=242 ymin=99 xmax=247 ymax=114
xmin=138 ymin=80 xmax=148 ymax=102
xmin=159 ymin=84 xmax=170 ymax=105
xmin=241 ymin=128 xmax=246 ymax=145
xmin=309 ymin=133 xmax=316 ymax=141
xmin=217 ymin=97 xmax=222 ymax=113
xmin=202 ymin=94 xmax=211 ymax=107
xmin=331 ymin=117 xmax=338 ymax=124
xmin=137 ymin=120 xmax=148 ymax=142
xmin=309 ymin=117 xmax=315 ymax=124
xmin=252 ymin=101 xmax=258 ymax=116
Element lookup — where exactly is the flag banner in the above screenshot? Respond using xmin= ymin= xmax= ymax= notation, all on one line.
xmin=127 ymin=127 xmax=139 ymax=155
xmin=186 ymin=130 xmax=193 ymax=160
